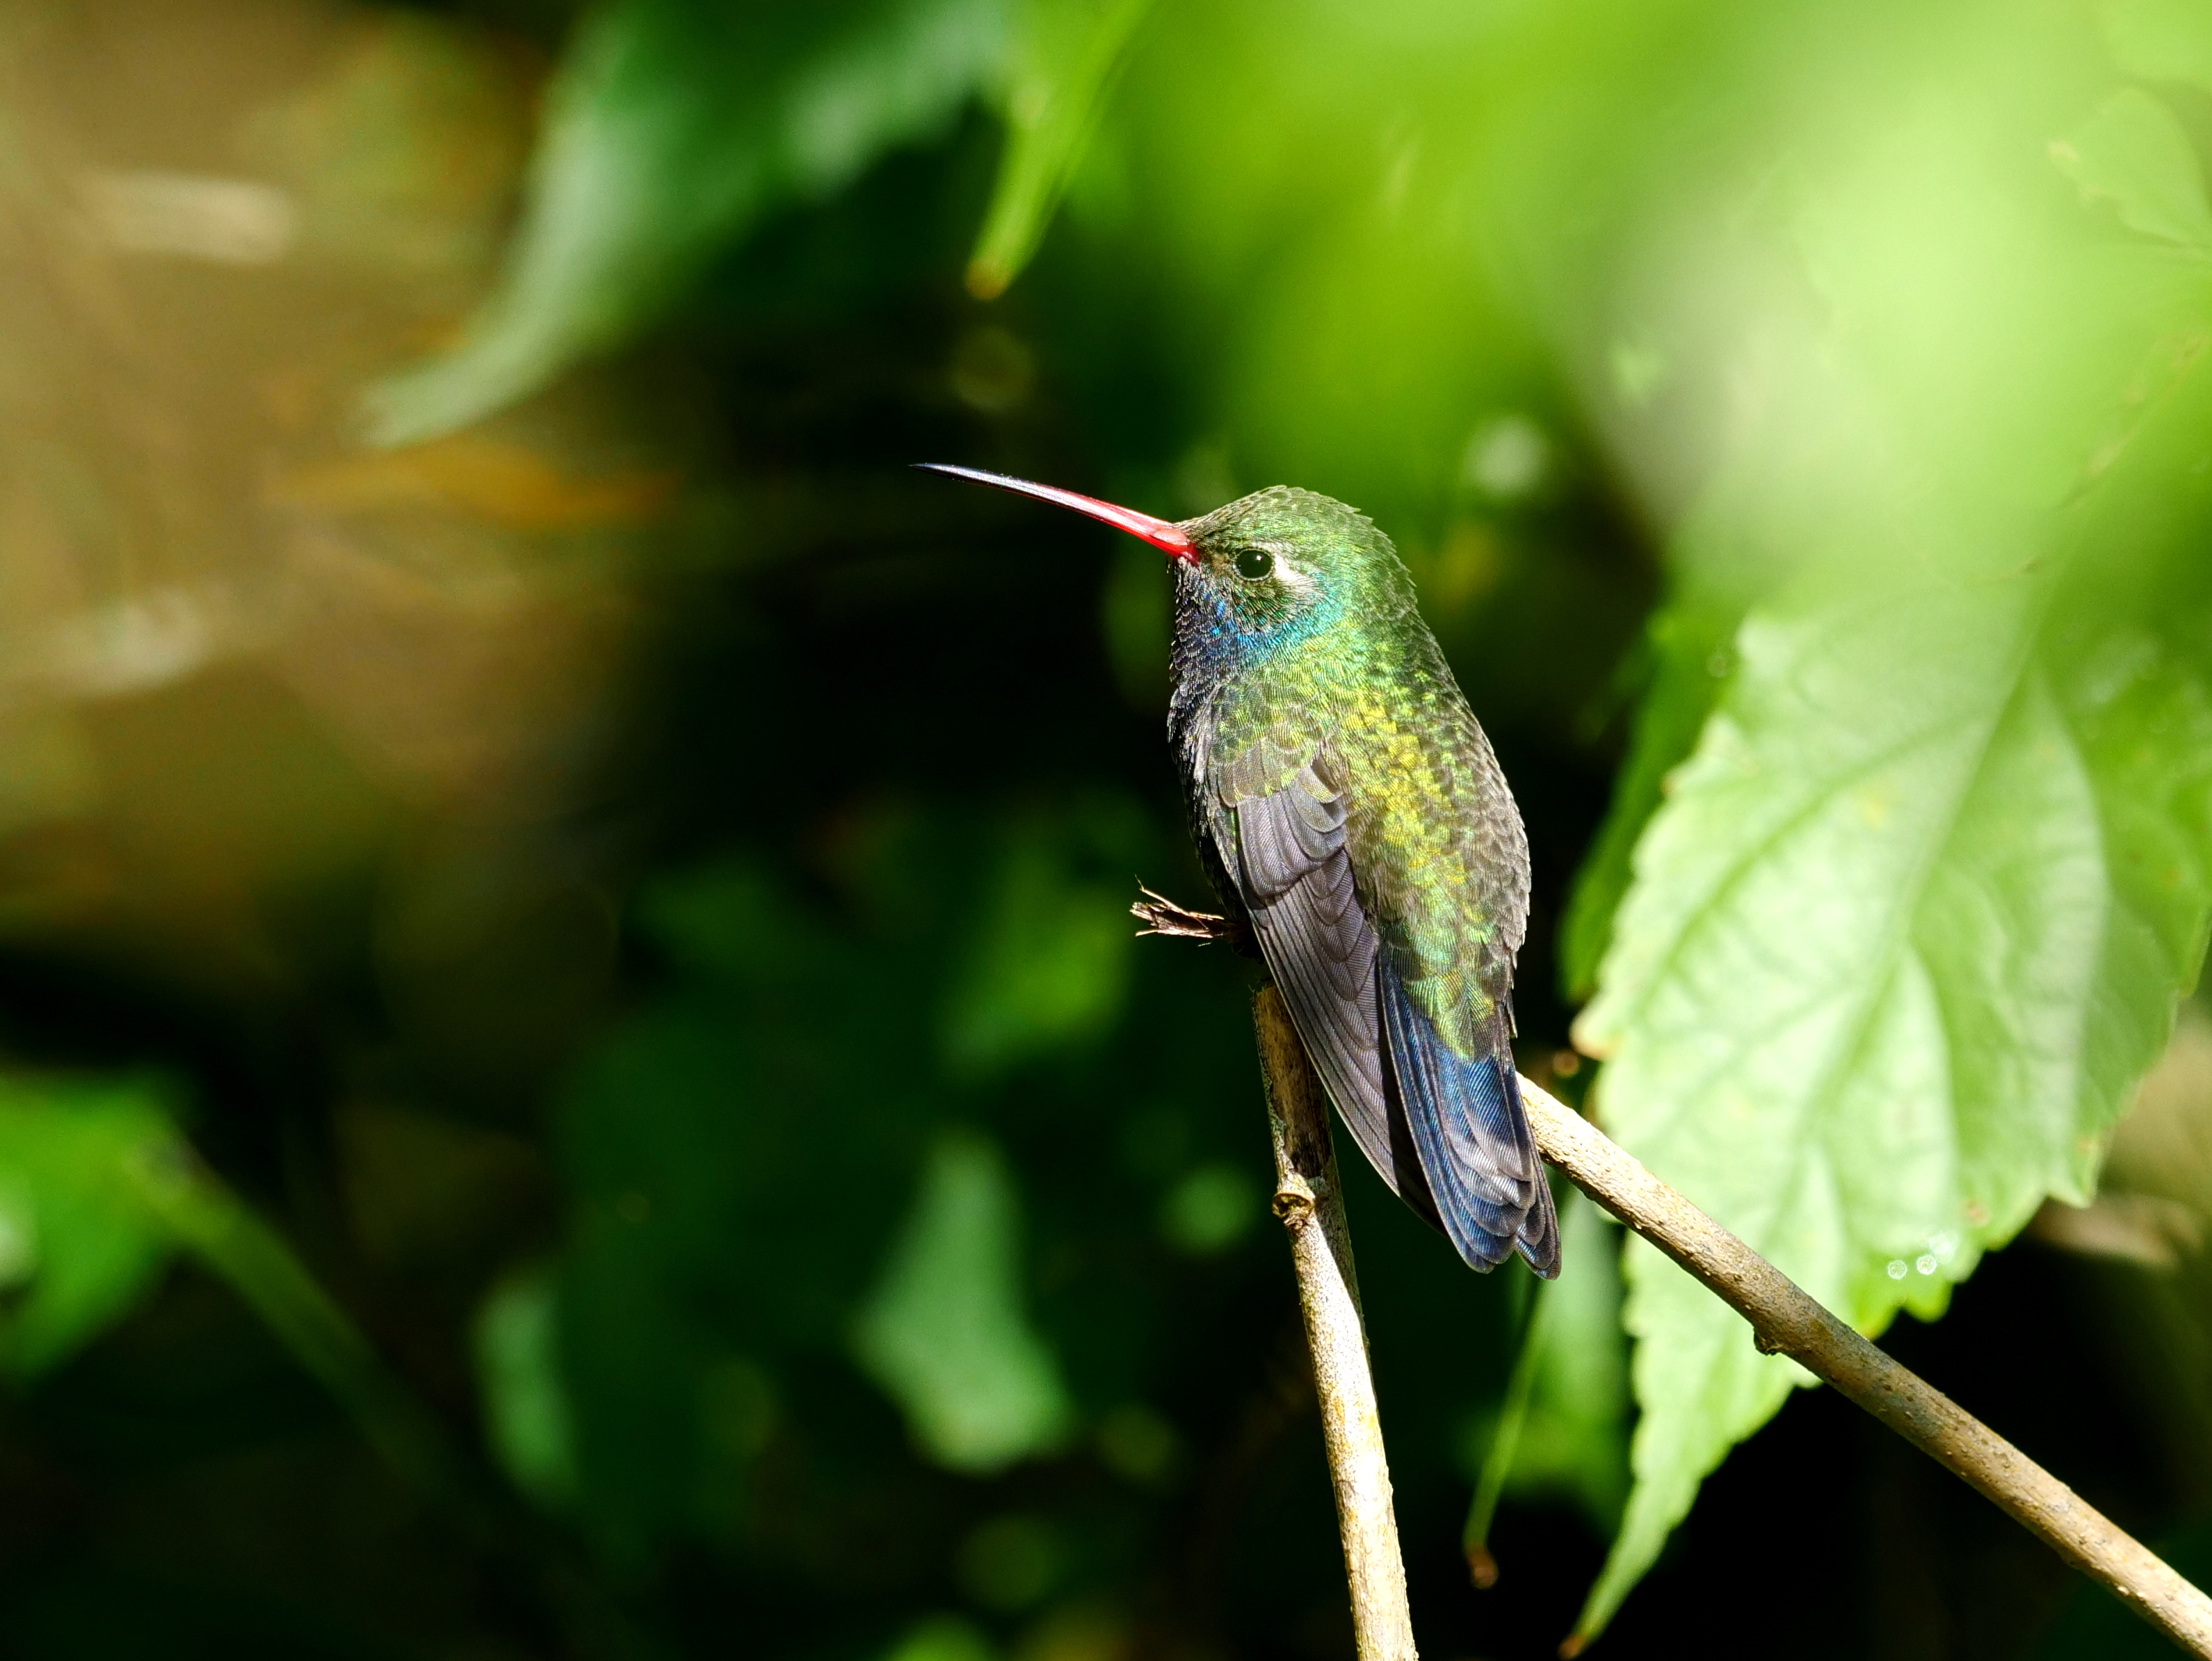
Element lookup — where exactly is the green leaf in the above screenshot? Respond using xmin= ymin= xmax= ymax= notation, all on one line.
xmin=0 ymin=1076 xmax=177 ymax=1375
xmin=966 ymin=0 xmax=1154 ymax=298
xmin=1464 ymin=1190 xmax=1629 ymax=1576
xmin=940 ymin=819 xmax=1134 ymax=1076
xmin=366 ymin=0 xmax=1006 ymax=444
xmin=2101 ymin=0 xmax=2212 ymax=91
xmin=140 ymin=1147 xmax=460 ymax=1495
xmin=2050 ymin=90 xmax=2212 ymax=250
xmin=1506 ymin=1191 xmax=1629 ymax=1528
xmin=0 ymin=1073 xmax=460 ymax=1487
xmin=853 ymin=1130 xmax=1073 ymax=1473
xmin=476 ymin=1267 xmax=581 ymax=1509
xmin=1568 ymin=572 xmax=2212 ymax=1641
xmin=1558 ymin=597 xmax=1739 ymax=1002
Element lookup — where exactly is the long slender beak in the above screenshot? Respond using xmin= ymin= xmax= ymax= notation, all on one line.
xmin=917 ymin=463 xmax=1195 ymax=560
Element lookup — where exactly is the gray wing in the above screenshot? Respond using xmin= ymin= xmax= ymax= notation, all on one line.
xmin=1226 ymin=770 xmax=1440 ymax=1225
xmin=1227 ymin=767 xmax=1558 ymax=1276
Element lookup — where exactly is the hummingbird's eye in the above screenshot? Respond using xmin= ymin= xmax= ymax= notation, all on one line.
xmin=1233 ymin=548 xmax=1274 ymax=581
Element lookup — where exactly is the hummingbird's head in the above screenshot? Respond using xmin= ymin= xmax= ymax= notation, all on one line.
xmin=917 ymin=465 xmax=1401 ymax=661
xmin=1174 ymin=485 xmax=1397 ymax=653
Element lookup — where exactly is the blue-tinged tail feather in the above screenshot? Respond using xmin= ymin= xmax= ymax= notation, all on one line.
xmin=1378 ymin=963 xmax=1558 ymax=1277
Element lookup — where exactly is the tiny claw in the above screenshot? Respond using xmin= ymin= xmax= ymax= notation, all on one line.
xmin=1130 ymin=882 xmax=1243 ymax=946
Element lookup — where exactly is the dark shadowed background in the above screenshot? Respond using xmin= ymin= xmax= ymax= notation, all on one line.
xmin=1 ymin=1 xmax=2211 ymax=1658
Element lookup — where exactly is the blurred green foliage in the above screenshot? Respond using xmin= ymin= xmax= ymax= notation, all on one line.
xmin=1464 ymin=1192 xmax=1629 ymax=1566
xmin=0 ymin=0 xmax=2211 ymax=1655
xmin=854 ymin=1128 xmax=1075 ymax=1473
xmin=0 ymin=1079 xmax=175 ymax=1377
xmin=366 ymin=0 xmax=1010 ymax=442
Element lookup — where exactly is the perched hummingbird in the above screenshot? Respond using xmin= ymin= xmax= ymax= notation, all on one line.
xmin=922 ymin=465 xmax=1558 ymax=1277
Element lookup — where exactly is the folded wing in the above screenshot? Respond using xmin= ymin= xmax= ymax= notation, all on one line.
xmin=1230 ymin=772 xmax=1556 ymax=1275
xmin=1232 ymin=774 xmax=1437 ymax=1223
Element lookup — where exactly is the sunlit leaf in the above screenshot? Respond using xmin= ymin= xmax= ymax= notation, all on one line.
xmin=1558 ymin=597 xmax=1738 ymax=1002
xmin=966 ymin=0 xmax=1154 ymax=298
xmin=0 ymin=1076 xmax=178 ymax=1375
xmin=2101 ymin=0 xmax=2212 ymax=91
xmin=366 ymin=0 xmax=1007 ymax=443
xmin=2051 ymin=90 xmax=2212 ymax=250
xmin=1569 ymin=573 xmax=2212 ymax=1639
xmin=853 ymin=1130 xmax=1073 ymax=1473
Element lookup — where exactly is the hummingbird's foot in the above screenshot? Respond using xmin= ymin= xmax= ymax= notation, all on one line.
xmin=1131 ymin=883 xmax=1257 ymax=955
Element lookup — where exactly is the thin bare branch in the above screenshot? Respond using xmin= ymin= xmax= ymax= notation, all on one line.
xmin=1518 ymin=1075 xmax=2212 ymax=1660
xmin=1252 ymin=985 xmax=1419 ymax=1661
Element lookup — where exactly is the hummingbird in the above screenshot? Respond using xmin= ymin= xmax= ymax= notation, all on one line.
xmin=921 ymin=464 xmax=1558 ymax=1277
